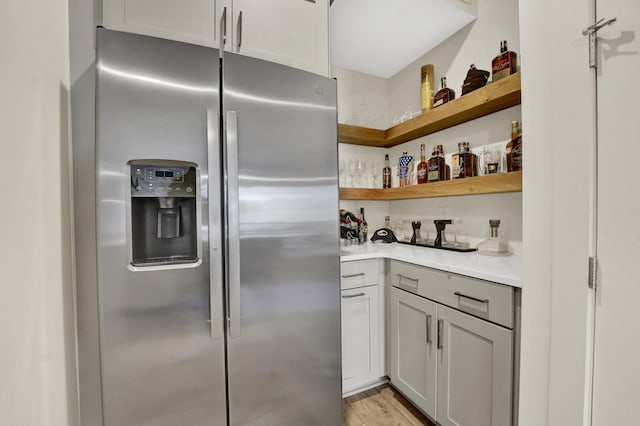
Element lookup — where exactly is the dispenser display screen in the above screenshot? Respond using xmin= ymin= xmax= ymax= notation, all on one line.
xmin=130 ymin=164 xmax=196 ymax=198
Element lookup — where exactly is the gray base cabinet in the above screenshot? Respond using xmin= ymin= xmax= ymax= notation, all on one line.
xmin=388 ymin=260 xmax=515 ymax=426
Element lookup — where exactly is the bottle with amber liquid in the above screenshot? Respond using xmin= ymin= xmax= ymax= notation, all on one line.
xmin=438 ymin=144 xmax=451 ymax=180
xmin=463 ymin=142 xmax=478 ymax=177
xmin=427 ymin=146 xmax=446 ymax=182
xmin=506 ymin=120 xmax=522 ymax=172
xmin=433 ymin=77 xmax=455 ymax=108
xmin=417 ymin=144 xmax=428 ymax=184
xmin=421 ymin=65 xmax=434 ymax=112
xmin=383 ymin=154 xmax=392 ymax=188
xmin=452 ymin=142 xmax=466 ymax=179
xmin=492 ymin=40 xmax=518 ymax=82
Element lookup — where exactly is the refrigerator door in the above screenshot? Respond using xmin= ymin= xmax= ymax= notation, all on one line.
xmin=223 ymin=53 xmax=341 ymax=425
xmin=95 ymin=29 xmax=226 ymax=426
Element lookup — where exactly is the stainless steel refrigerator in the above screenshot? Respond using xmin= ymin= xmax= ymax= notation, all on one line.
xmin=84 ymin=28 xmax=341 ymax=425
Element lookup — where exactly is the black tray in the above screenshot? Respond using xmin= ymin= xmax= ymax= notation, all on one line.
xmin=397 ymin=240 xmax=477 ymax=253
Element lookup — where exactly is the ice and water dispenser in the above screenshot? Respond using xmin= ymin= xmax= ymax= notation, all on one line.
xmin=129 ymin=161 xmax=199 ymax=266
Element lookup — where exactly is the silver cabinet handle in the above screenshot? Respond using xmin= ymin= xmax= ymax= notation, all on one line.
xmin=226 ymin=111 xmax=241 ymax=338
xmin=397 ymin=273 xmax=418 ymax=282
xmin=426 ymin=314 xmax=432 ymax=344
xmin=220 ymin=6 xmax=227 ymax=46
xmin=454 ymin=291 xmax=489 ymax=304
xmin=342 ymin=292 xmax=365 ymax=299
xmin=437 ymin=319 xmax=443 ymax=349
xmin=207 ymin=109 xmax=223 ymax=341
xmin=341 ymin=272 xmax=365 ymax=279
xmin=237 ymin=11 xmax=243 ymax=50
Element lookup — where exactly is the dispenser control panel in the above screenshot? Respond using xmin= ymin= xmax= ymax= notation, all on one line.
xmin=131 ymin=164 xmax=196 ymax=197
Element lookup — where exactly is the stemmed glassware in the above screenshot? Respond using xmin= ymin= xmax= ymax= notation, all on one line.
xmin=348 ymin=159 xmax=358 ymax=188
xmin=371 ymin=161 xmax=380 ymax=188
xmin=356 ymin=160 xmax=367 ymax=188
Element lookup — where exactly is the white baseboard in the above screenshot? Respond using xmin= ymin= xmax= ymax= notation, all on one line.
xmin=342 ymin=377 xmax=389 ymax=398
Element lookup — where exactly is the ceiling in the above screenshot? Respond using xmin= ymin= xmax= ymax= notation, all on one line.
xmin=330 ymin=0 xmax=477 ymax=79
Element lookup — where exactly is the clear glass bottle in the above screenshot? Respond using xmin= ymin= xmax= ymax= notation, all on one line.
xmin=417 ymin=144 xmax=428 ymax=184
xmin=359 ymin=207 xmax=368 ymax=243
xmin=398 ymin=151 xmax=413 ymax=187
xmin=383 ymin=154 xmax=392 ymax=188
xmin=477 ymin=219 xmax=511 ymax=256
xmin=434 ymin=77 xmax=455 ymax=108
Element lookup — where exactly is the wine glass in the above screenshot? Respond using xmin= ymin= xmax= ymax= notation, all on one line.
xmin=348 ymin=159 xmax=357 ymax=188
xmin=356 ymin=160 xmax=367 ymax=188
xmin=371 ymin=161 xmax=380 ymax=188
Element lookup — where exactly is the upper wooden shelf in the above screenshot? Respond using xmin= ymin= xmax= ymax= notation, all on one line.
xmin=338 ymin=72 xmax=521 ymax=148
xmin=339 ymin=171 xmax=522 ymax=200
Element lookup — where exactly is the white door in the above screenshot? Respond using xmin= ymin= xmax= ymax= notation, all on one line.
xmin=389 ymin=287 xmax=437 ymax=417
xmin=591 ymin=4 xmax=640 ymax=425
xmin=341 ymin=285 xmax=380 ymax=393
xmin=436 ymin=305 xmax=512 ymax=426
xmin=229 ymin=0 xmax=329 ymax=75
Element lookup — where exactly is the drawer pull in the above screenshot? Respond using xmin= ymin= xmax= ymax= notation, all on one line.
xmin=426 ymin=314 xmax=432 ymax=344
xmin=342 ymin=272 xmax=365 ymax=279
xmin=397 ymin=273 xmax=419 ymax=284
xmin=342 ymin=292 xmax=365 ymax=299
xmin=454 ymin=291 xmax=489 ymax=304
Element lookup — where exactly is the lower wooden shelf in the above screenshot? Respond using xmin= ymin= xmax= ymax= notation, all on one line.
xmin=339 ymin=171 xmax=522 ymax=200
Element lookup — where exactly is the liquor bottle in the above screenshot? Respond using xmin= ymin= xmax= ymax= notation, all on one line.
xmin=433 ymin=77 xmax=455 ymax=108
xmin=438 ymin=144 xmax=451 ymax=180
xmin=452 ymin=142 xmax=466 ymax=179
xmin=492 ymin=40 xmax=518 ymax=82
xmin=398 ymin=151 xmax=413 ymax=187
xmin=506 ymin=120 xmax=522 ymax=172
xmin=463 ymin=142 xmax=477 ymax=177
xmin=383 ymin=154 xmax=392 ymax=188
xmin=427 ymin=146 xmax=446 ymax=182
xmin=417 ymin=144 xmax=428 ymax=184
xmin=359 ymin=207 xmax=368 ymax=243
xmin=421 ymin=65 xmax=434 ymax=112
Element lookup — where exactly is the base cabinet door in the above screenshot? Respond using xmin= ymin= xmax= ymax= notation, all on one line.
xmin=389 ymin=287 xmax=437 ymax=416
xmin=341 ymin=285 xmax=380 ymax=393
xmin=436 ymin=305 xmax=513 ymax=426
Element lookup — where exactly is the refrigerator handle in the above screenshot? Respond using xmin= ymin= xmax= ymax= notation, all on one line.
xmin=207 ymin=109 xmax=224 ymax=341
xmin=226 ymin=111 xmax=241 ymax=338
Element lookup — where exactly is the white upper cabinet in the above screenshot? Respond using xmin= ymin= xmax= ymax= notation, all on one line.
xmin=103 ymin=0 xmax=329 ymax=75
xmin=228 ymin=0 xmax=329 ymax=76
xmin=103 ymin=0 xmax=224 ymax=47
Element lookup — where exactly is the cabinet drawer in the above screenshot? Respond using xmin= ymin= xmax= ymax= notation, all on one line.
xmin=340 ymin=259 xmax=379 ymax=290
xmin=389 ymin=260 xmax=514 ymax=328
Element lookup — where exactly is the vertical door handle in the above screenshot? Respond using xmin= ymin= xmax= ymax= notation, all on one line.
xmin=426 ymin=314 xmax=432 ymax=344
xmin=220 ymin=7 xmax=227 ymax=46
xmin=226 ymin=111 xmax=241 ymax=338
xmin=207 ymin=109 xmax=223 ymax=341
xmin=437 ymin=319 xmax=443 ymax=349
xmin=237 ymin=11 xmax=243 ymax=50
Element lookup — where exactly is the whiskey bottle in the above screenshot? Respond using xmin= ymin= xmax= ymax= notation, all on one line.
xmin=433 ymin=77 xmax=455 ymax=108
xmin=427 ymin=146 xmax=446 ymax=182
xmin=492 ymin=40 xmax=518 ymax=82
xmin=452 ymin=142 xmax=466 ymax=179
xmin=398 ymin=151 xmax=413 ymax=187
xmin=383 ymin=154 xmax=392 ymax=188
xmin=417 ymin=144 xmax=428 ymax=184
xmin=438 ymin=144 xmax=451 ymax=180
xmin=463 ymin=142 xmax=478 ymax=177
xmin=506 ymin=120 xmax=523 ymax=172
xmin=421 ymin=65 xmax=434 ymax=112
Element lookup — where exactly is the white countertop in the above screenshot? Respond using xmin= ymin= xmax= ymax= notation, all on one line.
xmin=340 ymin=242 xmax=522 ymax=288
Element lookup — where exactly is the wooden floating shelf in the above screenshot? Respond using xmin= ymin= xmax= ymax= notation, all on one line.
xmin=339 ymin=171 xmax=522 ymax=200
xmin=338 ymin=72 xmax=521 ymax=148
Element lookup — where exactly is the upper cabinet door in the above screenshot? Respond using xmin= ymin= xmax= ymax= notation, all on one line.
xmin=229 ymin=0 xmax=329 ymax=76
xmin=103 ymin=0 xmax=224 ymax=48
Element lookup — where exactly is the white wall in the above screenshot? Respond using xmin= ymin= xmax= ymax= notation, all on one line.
xmin=332 ymin=66 xmax=390 ymax=128
xmin=336 ymin=0 xmax=522 ymax=253
xmin=0 ymin=1 xmax=78 ymax=425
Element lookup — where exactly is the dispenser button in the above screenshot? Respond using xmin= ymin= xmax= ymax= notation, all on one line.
xmin=186 ymin=186 xmax=193 ymax=193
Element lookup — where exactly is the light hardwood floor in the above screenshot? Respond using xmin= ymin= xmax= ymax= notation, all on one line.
xmin=342 ymin=384 xmax=436 ymax=426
